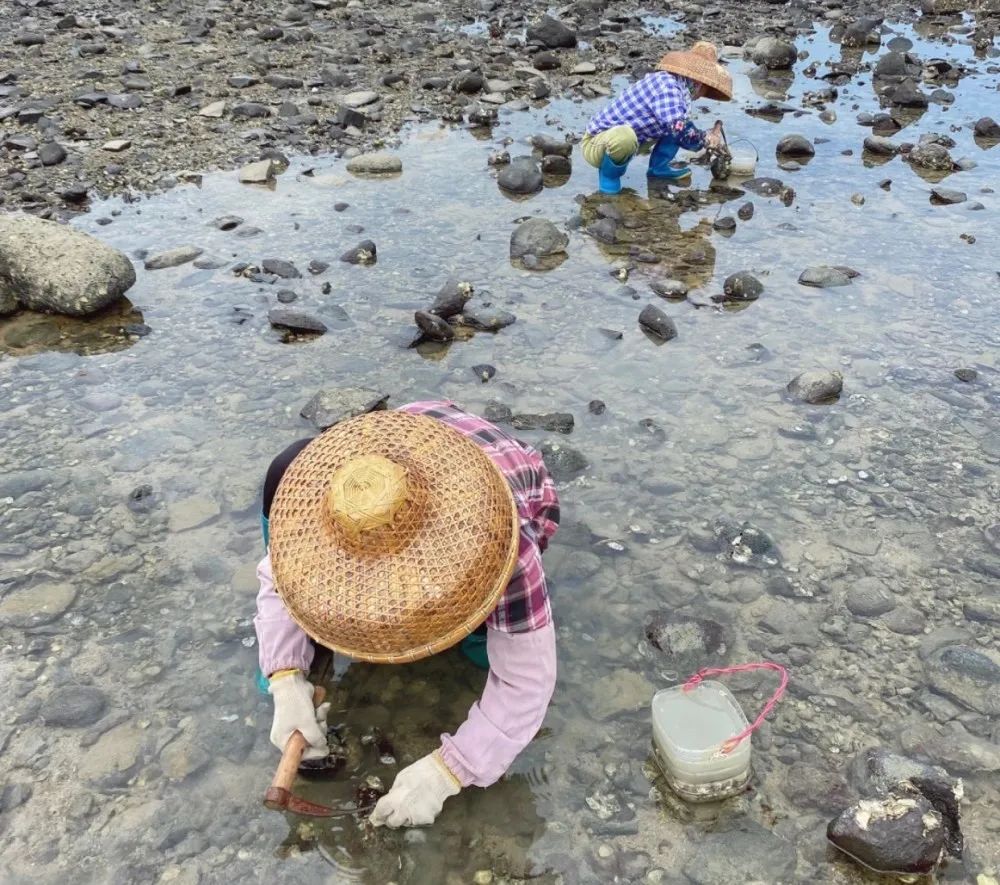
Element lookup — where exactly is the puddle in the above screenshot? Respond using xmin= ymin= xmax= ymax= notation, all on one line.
xmin=1 ymin=17 xmax=998 ymax=885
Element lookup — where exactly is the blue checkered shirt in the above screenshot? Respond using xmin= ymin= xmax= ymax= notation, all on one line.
xmin=586 ymin=72 xmax=706 ymax=149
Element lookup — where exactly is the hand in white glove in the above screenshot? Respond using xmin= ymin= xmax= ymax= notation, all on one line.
xmin=370 ymin=751 xmax=461 ymax=828
xmin=268 ymin=671 xmax=330 ymax=760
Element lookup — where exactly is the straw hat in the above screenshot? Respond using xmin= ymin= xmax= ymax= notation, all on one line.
xmin=268 ymin=410 xmax=520 ymax=664
xmin=657 ymin=41 xmax=733 ymax=101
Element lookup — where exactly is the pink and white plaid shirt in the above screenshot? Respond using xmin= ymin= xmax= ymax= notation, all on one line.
xmin=399 ymin=400 xmax=560 ymax=633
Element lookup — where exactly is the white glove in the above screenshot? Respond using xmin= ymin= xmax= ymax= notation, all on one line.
xmin=370 ymin=751 xmax=461 ymax=828
xmin=268 ymin=672 xmax=330 ymax=761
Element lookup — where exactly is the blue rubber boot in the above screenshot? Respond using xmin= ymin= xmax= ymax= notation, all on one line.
xmin=598 ymin=153 xmax=631 ymax=194
xmin=460 ymin=633 xmax=490 ymax=670
xmin=647 ymin=138 xmax=690 ymax=179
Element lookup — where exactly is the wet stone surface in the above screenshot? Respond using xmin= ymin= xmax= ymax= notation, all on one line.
xmin=1 ymin=9 xmax=999 ymax=885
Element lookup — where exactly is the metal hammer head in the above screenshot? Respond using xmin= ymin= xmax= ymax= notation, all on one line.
xmin=263 ymin=786 xmax=336 ymax=818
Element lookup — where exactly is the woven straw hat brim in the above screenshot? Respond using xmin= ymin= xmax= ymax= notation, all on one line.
xmin=269 ymin=411 xmax=520 ymax=664
xmin=658 ymin=51 xmax=733 ymax=102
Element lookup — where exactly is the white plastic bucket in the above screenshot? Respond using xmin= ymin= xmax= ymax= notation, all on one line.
xmin=728 ymin=147 xmax=757 ymax=177
xmin=651 ymin=680 xmax=752 ymax=802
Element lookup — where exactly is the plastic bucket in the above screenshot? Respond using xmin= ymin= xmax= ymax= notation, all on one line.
xmin=651 ymin=680 xmax=752 ymax=802
xmin=728 ymin=148 xmax=757 ymax=177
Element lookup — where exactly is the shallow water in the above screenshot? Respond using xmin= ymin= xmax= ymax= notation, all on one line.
xmin=1 ymin=18 xmax=999 ymax=885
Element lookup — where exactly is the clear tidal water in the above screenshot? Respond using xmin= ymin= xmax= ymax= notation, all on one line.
xmin=1 ymin=18 xmax=998 ymax=885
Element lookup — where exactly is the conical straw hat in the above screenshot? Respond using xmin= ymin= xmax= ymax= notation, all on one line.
xmin=657 ymin=41 xmax=733 ymax=101
xmin=268 ymin=410 xmax=520 ymax=664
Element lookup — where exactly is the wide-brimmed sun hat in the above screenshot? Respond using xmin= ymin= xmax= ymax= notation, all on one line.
xmin=268 ymin=410 xmax=519 ymax=664
xmin=657 ymin=41 xmax=733 ymax=101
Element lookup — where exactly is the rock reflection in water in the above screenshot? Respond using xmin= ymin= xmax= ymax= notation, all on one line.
xmin=0 ymin=298 xmax=144 ymax=357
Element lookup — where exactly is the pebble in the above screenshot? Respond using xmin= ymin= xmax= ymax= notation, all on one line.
xmin=346 ymin=152 xmax=403 ymax=174
xmin=238 ymin=159 xmax=276 ymax=184
xmin=144 ymin=246 xmax=204 ymax=270
xmin=638 ymin=304 xmax=677 ymax=341
xmin=41 ymin=686 xmax=108 ymax=728
xmin=0 ymin=583 xmax=77 ymax=627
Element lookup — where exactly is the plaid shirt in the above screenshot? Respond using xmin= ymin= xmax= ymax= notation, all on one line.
xmin=587 ymin=71 xmax=707 ymax=150
xmin=399 ymin=401 xmax=560 ymax=633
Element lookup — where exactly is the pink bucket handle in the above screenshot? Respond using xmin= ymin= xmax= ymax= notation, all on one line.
xmin=682 ymin=662 xmax=788 ymax=755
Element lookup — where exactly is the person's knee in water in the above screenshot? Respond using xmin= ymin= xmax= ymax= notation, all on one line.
xmin=581 ymin=41 xmax=733 ymax=194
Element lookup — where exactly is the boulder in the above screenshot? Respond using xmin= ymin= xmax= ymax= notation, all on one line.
xmin=863 ymin=136 xmax=899 ymax=155
xmin=776 ymin=134 xmax=815 ymax=158
xmin=787 ymin=370 xmax=843 ymax=404
xmin=723 ymin=271 xmax=763 ymax=301
xmin=299 ymin=387 xmax=389 ymax=430
xmin=261 ymin=258 xmax=300 ymax=278
xmin=638 ymin=304 xmax=677 ymax=341
xmin=346 ymin=152 xmax=403 ymax=175
xmin=414 ymin=310 xmax=454 ymax=342
xmin=650 ymin=278 xmax=688 ymax=300
xmin=798 ymin=265 xmax=857 ymax=288
xmin=888 ymin=79 xmax=929 ymax=108
xmin=531 ymin=134 xmax=572 ymax=157
xmin=906 ymin=142 xmax=954 ymax=171
xmin=827 ymin=795 xmax=945 ymax=875
xmin=874 ymin=51 xmax=921 ymax=81
xmin=429 ymin=278 xmax=474 ymax=318
xmin=527 ymin=15 xmax=577 ymax=49
xmin=751 ymin=37 xmax=797 ymax=70
xmin=267 ymin=309 xmax=327 ymax=334
xmin=497 ymin=157 xmax=543 ymax=195
xmin=974 ymin=116 xmax=1000 ymax=139
xmin=0 ymin=214 xmax=136 ymax=317
xmin=510 ymin=218 xmax=568 ymax=260
xmin=539 ymin=441 xmax=588 ymax=481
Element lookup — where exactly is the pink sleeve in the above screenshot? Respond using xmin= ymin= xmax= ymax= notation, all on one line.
xmin=252 ymin=554 xmax=314 ymax=676
xmin=438 ymin=622 xmax=556 ymax=787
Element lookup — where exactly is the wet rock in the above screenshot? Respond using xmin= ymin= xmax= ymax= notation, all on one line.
xmin=783 ymin=762 xmax=852 ymax=813
xmin=262 ymin=258 xmax=301 ymax=279
xmin=827 ymin=795 xmax=945 ymax=876
xmin=0 ymin=215 xmax=136 ymax=317
xmin=462 ymin=305 xmax=516 ymax=332
xmin=300 ymin=387 xmax=389 ymax=430
xmin=712 ymin=517 xmax=780 ymax=568
xmin=798 ymin=265 xmax=856 ymax=288
xmin=452 ymin=71 xmax=484 ymax=94
xmin=533 ymin=51 xmax=561 ymax=71
xmin=738 ymin=202 xmax=754 ymax=220
xmin=722 ymin=272 xmax=763 ymax=301
xmin=267 ymin=309 xmax=327 ymax=334
xmin=776 ymin=134 xmax=814 ymax=158
xmin=924 ymin=645 xmax=1000 ymax=716
xmin=883 ymin=606 xmax=927 ymax=635
xmin=308 ymin=260 xmax=328 ymax=276
xmin=0 ymin=582 xmax=76 ymax=627
xmin=588 ymin=670 xmax=654 ymax=720
xmin=906 ymin=142 xmax=954 ymax=171
xmin=213 ymin=215 xmax=243 ymax=231
xmin=346 ymin=152 xmax=402 ymax=175
xmin=160 ymin=734 xmax=211 ymax=781
xmin=484 ymin=401 xmax=513 ymax=424
xmin=41 ymin=686 xmax=107 ymax=728
xmin=539 ymin=440 xmax=587 ymax=481
xmin=845 ymin=577 xmax=896 ymax=617
xmin=974 ymin=117 xmax=1000 ymax=139
xmin=787 ymin=370 xmax=843 ymax=404
xmin=531 ymin=134 xmax=572 ymax=157
xmin=713 ymin=217 xmax=736 ymax=233
xmin=589 ymin=399 xmax=606 ymax=414
xmin=930 ymin=188 xmax=966 ymax=205
xmin=874 ymin=51 xmax=921 ymax=81
xmin=239 ymin=159 xmax=276 ymax=184
xmin=888 ymin=79 xmax=929 ymax=108
xmin=38 ymin=142 xmax=68 ymax=166
xmin=587 ymin=218 xmax=617 ymax=245
xmin=741 ymin=177 xmax=784 ymax=197
xmin=650 ymin=278 xmax=688 ymax=300
xmin=79 ymin=723 xmax=143 ymax=787
xmin=644 ymin=612 xmax=727 ymax=665
xmin=851 ymin=748 xmax=964 ymax=858
xmin=415 ymin=310 xmax=454 ymax=342
xmin=512 ymin=413 xmax=574 ymax=434
xmin=340 ymin=240 xmax=377 ymax=264
xmin=750 ymin=37 xmax=797 ymax=70
xmin=841 ymin=16 xmax=882 ymax=48
xmin=497 ymin=157 xmax=543 ymax=195
xmin=144 ymin=246 xmax=203 ymax=270
xmin=638 ymin=304 xmax=677 ymax=341
xmin=541 ymin=154 xmax=572 ymax=175
xmin=510 ymin=218 xmax=568 ymax=260
xmin=527 ymin=15 xmax=577 ymax=49
xmin=863 ymin=136 xmax=899 ymax=155
xmin=429 ymin=278 xmax=474 ymax=318
xmin=471 ymin=364 xmax=495 ymax=383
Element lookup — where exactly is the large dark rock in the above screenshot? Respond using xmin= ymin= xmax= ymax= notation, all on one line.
xmin=41 ymin=686 xmax=108 ymax=728
xmin=527 ymin=15 xmax=577 ymax=49
xmin=845 ymin=577 xmax=896 ymax=617
xmin=712 ymin=517 xmax=780 ymax=568
xmin=930 ymin=188 xmax=966 ymax=205
xmin=750 ymin=37 xmax=797 ymax=70
xmin=864 ymin=136 xmax=900 ymax=155
xmin=531 ymin=134 xmax=572 ymax=157
xmin=841 ymin=16 xmax=882 ymax=48
xmin=888 ymin=79 xmax=929 ymax=108
xmin=299 ymin=387 xmax=389 ymax=430
xmin=462 ymin=304 xmax=516 ymax=332
xmin=723 ymin=272 xmax=763 ymax=301
xmin=340 ymin=240 xmax=377 ymax=264
xmin=827 ymin=795 xmax=945 ymax=875
xmin=798 ymin=265 xmax=857 ymax=288
xmin=874 ymin=51 xmax=921 ymax=81
xmin=638 ymin=304 xmax=677 ymax=341
xmin=539 ymin=441 xmax=588 ymax=481
xmin=787 ymin=370 xmax=843 ymax=404
xmin=511 ymin=413 xmax=574 ymax=434
xmin=429 ymin=278 xmax=474 ymax=318
xmin=776 ymin=134 xmax=815 ymax=158
xmin=974 ymin=116 xmax=1000 ymax=139
xmin=510 ymin=218 xmax=568 ymax=260
xmin=924 ymin=645 xmax=1000 ymax=716
xmin=414 ymin=310 xmax=454 ymax=341
xmin=261 ymin=258 xmax=301 ymax=278
xmin=906 ymin=142 xmax=954 ymax=171
xmin=644 ymin=612 xmax=727 ymax=666
xmin=497 ymin=157 xmax=543 ymax=195
xmin=741 ymin=177 xmax=785 ymax=196
xmin=851 ymin=749 xmax=964 ymax=858
xmin=0 ymin=214 xmax=136 ymax=317
xmin=267 ymin=309 xmax=327 ymax=334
